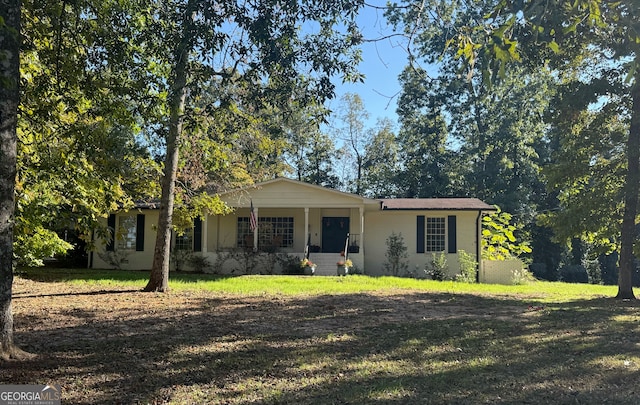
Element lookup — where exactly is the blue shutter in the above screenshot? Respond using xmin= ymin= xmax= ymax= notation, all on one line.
xmin=193 ymin=217 xmax=202 ymax=252
xmin=106 ymin=214 xmax=116 ymax=251
xmin=448 ymin=215 xmax=457 ymax=253
xmin=417 ymin=216 xmax=425 ymax=253
xmin=136 ymin=214 xmax=145 ymax=251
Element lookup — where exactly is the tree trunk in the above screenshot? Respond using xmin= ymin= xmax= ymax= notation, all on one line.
xmin=143 ymin=32 xmax=190 ymax=293
xmin=616 ymin=66 xmax=640 ymax=300
xmin=0 ymin=0 xmax=32 ymax=360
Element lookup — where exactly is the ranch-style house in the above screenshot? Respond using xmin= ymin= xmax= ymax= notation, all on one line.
xmin=92 ymin=178 xmax=501 ymax=278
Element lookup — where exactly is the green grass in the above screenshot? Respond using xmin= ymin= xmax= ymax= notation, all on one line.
xmin=9 ymin=267 xmax=640 ymax=404
xmin=21 ymin=266 xmax=619 ymax=302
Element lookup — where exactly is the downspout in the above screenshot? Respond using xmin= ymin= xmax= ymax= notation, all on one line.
xmin=88 ymin=230 xmax=94 ymax=269
xmin=476 ymin=210 xmax=482 ymax=283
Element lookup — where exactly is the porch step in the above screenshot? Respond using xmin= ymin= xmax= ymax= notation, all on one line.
xmin=307 ymin=253 xmax=344 ymax=276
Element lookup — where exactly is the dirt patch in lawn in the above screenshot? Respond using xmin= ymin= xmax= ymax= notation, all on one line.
xmin=3 ymin=277 xmax=640 ymax=404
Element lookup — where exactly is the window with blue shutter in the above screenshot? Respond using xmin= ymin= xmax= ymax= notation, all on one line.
xmin=417 ymin=216 xmax=425 ymax=253
xmin=193 ymin=217 xmax=202 ymax=252
xmin=448 ymin=215 xmax=457 ymax=253
xmin=136 ymin=214 xmax=145 ymax=251
xmin=106 ymin=214 xmax=116 ymax=251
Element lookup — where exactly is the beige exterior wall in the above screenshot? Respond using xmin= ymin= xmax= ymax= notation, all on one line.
xmin=92 ymin=210 xmax=159 ymax=270
xmin=221 ymin=179 xmax=366 ymax=209
xmin=480 ymin=259 xmax=525 ymax=284
xmin=212 ymin=207 xmax=310 ymax=252
xmin=91 ymin=179 xmax=487 ymax=277
xmin=363 ymin=210 xmax=481 ymax=277
xmin=208 ymin=207 xmax=363 ymax=253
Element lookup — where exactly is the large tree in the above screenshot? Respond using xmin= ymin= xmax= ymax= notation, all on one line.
xmin=477 ymin=0 xmax=640 ymax=299
xmin=539 ymin=61 xmax=629 ymax=257
xmin=388 ymin=0 xmax=553 ymax=215
xmin=15 ymin=0 xmax=163 ymax=267
xmin=0 ymin=0 xmax=29 ymax=360
xmin=132 ymin=0 xmax=364 ymax=291
xmin=1 ymin=0 xmax=165 ymax=360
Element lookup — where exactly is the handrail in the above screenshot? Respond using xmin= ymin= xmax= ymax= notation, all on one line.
xmin=343 ymin=232 xmax=350 ymax=260
xmin=305 ymin=232 xmax=311 ymax=260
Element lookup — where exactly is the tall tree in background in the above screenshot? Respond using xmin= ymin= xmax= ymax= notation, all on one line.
xmin=281 ymin=103 xmax=329 ymax=182
xmin=388 ymin=0 xmax=552 ymax=215
xmin=16 ymin=0 xmax=163 ymax=266
xmin=395 ymin=66 xmax=453 ymax=198
xmin=361 ymin=118 xmax=402 ymax=198
xmin=303 ymin=130 xmax=341 ymax=188
xmin=473 ymin=0 xmax=640 ymax=298
xmin=540 ymin=61 xmax=629 ymax=258
xmin=131 ymin=0 xmax=365 ymax=292
xmin=334 ymin=93 xmax=370 ymax=194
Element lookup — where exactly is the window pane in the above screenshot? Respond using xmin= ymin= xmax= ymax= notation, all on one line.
xmin=426 ymin=217 xmax=445 ymax=252
xmin=237 ymin=217 xmax=294 ymax=249
xmin=117 ymin=215 xmax=137 ymax=251
xmin=237 ymin=217 xmax=251 ymax=247
xmin=175 ymin=229 xmax=193 ymax=251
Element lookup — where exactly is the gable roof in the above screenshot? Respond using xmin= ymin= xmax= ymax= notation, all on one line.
xmin=220 ymin=177 xmax=379 ymax=208
xmin=132 ymin=179 xmax=495 ymax=212
xmin=380 ymin=198 xmax=496 ymax=211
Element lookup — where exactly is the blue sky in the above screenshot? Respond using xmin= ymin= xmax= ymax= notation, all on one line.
xmin=327 ymin=3 xmax=411 ymax=130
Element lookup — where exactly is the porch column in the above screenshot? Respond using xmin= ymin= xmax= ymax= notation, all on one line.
xmin=359 ymin=206 xmax=364 ymax=253
xmin=202 ymin=215 xmax=208 ymax=253
xmin=253 ymin=207 xmax=259 ymax=251
xmin=304 ymin=207 xmax=309 ymax=251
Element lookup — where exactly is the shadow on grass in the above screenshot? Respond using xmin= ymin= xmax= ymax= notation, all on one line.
xmin=12 ymin=289 xmax=141 ymax=299
xmin=5 ymin=283 xmax=640 ymax=404
xmin=17 ymin=266 xmax=237 ymax=284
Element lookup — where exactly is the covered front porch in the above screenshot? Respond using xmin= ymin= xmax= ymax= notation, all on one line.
xmin=195 ymin=178 xmax=378 ymax=274
xmin=199 ymin=206 xmax=365 ymax=274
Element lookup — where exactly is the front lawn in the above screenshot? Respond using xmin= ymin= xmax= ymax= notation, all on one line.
xmin=4 ymin=268 xmax=640 ymax=404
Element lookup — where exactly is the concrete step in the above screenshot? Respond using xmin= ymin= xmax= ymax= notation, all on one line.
xmin=307 ymin=253 xmax=345 ymax=276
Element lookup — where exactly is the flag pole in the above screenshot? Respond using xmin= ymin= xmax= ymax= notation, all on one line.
xmin=250 ymin=200 xmax=258 ymax=251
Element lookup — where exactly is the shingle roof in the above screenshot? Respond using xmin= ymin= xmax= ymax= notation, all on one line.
xmin=133 ymin=200 xmax=161 ymax=209
xmin=380 ymin=198 xmax=496 ymax=211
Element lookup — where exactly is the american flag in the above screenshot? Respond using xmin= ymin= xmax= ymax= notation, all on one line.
xmin=250 ymin=200 xmax=258 ymax=232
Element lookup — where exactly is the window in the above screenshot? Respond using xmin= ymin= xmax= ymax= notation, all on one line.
xmin=426 ymin=217 xmax=446 ymax=252
xmin=237 ymin=217 xmax=252 ymax=248
xmin=238 ymin=217 xmax=294 ymax=248
xmin=117 ymin=215 xmax=137 ymax=251
xmin=175 ymin=229 xmax=193 ymax=251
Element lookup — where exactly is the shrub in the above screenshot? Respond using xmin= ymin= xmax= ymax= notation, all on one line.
xmin=384 ymin=232 xmax=408 ymax=276
xmin=529 ymin=262 xmax=547 ymax=279
xmin=599 ymin=253 xmax=618 ymax=285
xmin=455 ymin=250 xmax=477 ymax=283
xmin=426 ymin=252 xmax=448 ymax=281
xmin=210 ymin=250 xmax=233 ymax=274
xmin=511 ymin=267 xmax=537 ymax=285
xmin=97 ymin=250 xmax=130 ymax=270
xmin=280 ymin=255 xmax=304 ymax=275
xmin=560 ymin=264 xmax=589 ymax=283
xmin=584 ymin=259 xmax=602 ymax=284
xmin=187 ymin=255 xmax=211 ymax=274
xmin=171 ymin=249 xmax=193 ymax=272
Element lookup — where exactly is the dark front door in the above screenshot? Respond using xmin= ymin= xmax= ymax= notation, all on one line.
xmin=322 ymin=217 xmax=350 ymax=253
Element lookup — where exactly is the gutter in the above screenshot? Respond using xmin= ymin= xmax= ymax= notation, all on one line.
xmin=476 ymin=210 xmax=482 ymax=283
